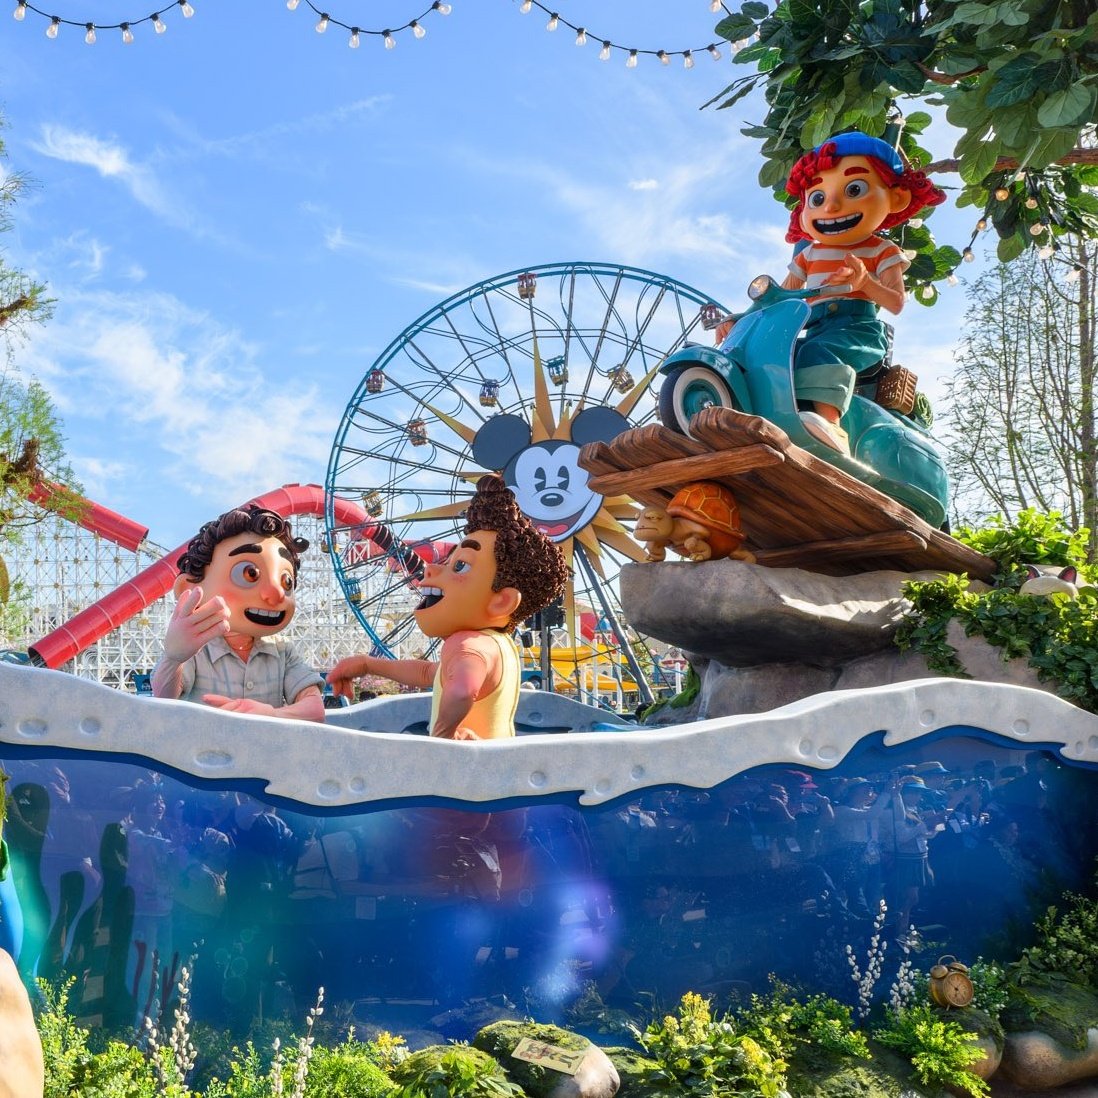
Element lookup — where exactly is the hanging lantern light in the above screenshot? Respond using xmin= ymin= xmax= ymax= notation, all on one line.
xmin=407 ymin=418 xmax=428 ymax=445
xmin=479 ymin=379 xmax=501 ymax=407
xmin=545 ymin=354 xmax=568 ymax=386
xmin=366 ymin=368 xmax=385 ymax=394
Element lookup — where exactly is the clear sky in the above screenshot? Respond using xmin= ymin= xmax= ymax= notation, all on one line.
xmin=0 ymin=0 xmax=989 ymax=549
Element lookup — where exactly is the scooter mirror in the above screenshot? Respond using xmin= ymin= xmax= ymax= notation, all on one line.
xmin=747 ymin=275 xmax=774 ymax=300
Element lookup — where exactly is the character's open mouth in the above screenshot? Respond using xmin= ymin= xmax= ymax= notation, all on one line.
xmin=244 ymin=608 xmax=286 ymax=627
xmin=811 ymin=212 xmax=863 ymax=235
xmin=532 ymin=509 xmax=587 ymax=540
xmin=416 ymin=585 xmax=443 ymax=612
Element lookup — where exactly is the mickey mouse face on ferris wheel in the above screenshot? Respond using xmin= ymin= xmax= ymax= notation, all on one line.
xmin=471 ymin=406 xmax=631 ymax=543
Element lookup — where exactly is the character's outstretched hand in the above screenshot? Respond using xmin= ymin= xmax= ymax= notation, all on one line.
xmin=163 ymin=586 xmax=230 ymax=663
xmin=326 ymin=655 xmax=368 ymax=700
xmin=202 ymin=694 xmax=277 ymax=717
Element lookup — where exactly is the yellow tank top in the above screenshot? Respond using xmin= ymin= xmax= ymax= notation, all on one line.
xmin=429 ymin=629 xmax=519 ymax=740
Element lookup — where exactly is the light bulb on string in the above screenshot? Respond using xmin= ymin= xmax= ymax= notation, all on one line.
xmin=286 ymin=0 xmax=299 ymax=8
xmin=626 ymin=49 xmax=638 ymax=68
xmin=657 ymin=49 xmax=669 ymax=64
xmin=546 ymin=12 xmax=558 ymax=30
xmin=411 ymin=19 xmax=425 ymax=38
xmin=962 ymin=247 xmax=975 ymax=263
xmin=178 ymin=0 xmax=193 ymax=16
xmin=152 ymin=12 xmax=166 ymax=32
xmin=1038 ymin=245 xmax=1055 ymax=260
xmin=383 ymin=29 xmax=395 ymax=48
xmin=575 ymin=27 xmax=586 ymax=45
xmin=1065 ymin=265 xmax=1082 ymax=284
xmin=13 ymin=2 xmax=26 ymax=22
xmin=918 ymin=285 xmax=934 ymax=301
xmin=121 ymin=21 xmax=133 ymax=41
xmin=947 ymin=273 xmax=959 ymax=286
xmin=1029 ymin=221 xmax=1047 ymax=237
xmin=45 ymin=15 xmax=59 ymax=36
xmin=710 ymin=0 xmax=722 ymax=10
xmin=519 ymin=0 xmax=531 ymax=10
xmin=432 ymin=1 xmax=450 ymax=12
xmin=683 ymin=49 xmax=694 ymax=68
xmin=994 ymin=187 xmax=1010 ymax=200
xmin=707 ymin=43 xmax=721 ymax=60
xmin=599 ymin=40 xmax=610 ymax=60
xmin=315 ymin=12 xmax=328 ymax=32
xmin=348 ymin=26 xmax=359 ymax=47
xmin=84 ymin=21 xmax=95 ymax=42
xmin=975 ymin=218 xmax=987 ymax=231
xmin=908 ymin=218 xmax=923 ymax=228
xmin=1025 ymin=196 xmax=1038 ymax=209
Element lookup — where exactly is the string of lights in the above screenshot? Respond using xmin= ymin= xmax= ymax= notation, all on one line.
xmin=14 ymin=0 xmax=736 ymax=58
xmin=510 ymin=0 xmax=736 ymax=68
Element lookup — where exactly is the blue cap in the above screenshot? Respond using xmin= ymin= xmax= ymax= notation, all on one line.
xmin=815 ymin=131 xmax=903 ymax=176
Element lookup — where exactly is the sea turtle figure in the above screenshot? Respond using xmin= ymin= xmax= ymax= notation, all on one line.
xmin=634 ymin=481 xmax=756 ymax=564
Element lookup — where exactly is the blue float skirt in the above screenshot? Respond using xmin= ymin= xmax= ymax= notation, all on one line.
xmin=794 ymin=299 xmax=887 ymax=415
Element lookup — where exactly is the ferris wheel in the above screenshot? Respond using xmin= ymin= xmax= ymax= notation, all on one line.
xmin=324 ymin=261 xmax=724 ymax=707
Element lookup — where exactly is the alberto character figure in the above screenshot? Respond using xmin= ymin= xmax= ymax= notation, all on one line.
xmin=327 ymin=474 xmax=569 ymax=740
xmin=151 ymin=505 xmax=325 ymax=722
xmin=779 ymin=130 xmax=944 ymax=454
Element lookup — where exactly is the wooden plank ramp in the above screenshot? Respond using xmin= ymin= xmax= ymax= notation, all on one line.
xmin=580 ymin=406 xmax=996 ymax=581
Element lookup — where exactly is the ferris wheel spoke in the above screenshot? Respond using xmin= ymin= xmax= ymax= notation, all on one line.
xmin=328 ymin=261 xmax=721 ymax=687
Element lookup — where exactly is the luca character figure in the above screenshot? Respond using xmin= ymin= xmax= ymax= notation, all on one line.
xmin=151 ymin=505 xmax=325 ymax=722
xmin=327 ymin=474 xmax=568 ymax=740
xmin=781 ymin=131 xmax=944 ymax=454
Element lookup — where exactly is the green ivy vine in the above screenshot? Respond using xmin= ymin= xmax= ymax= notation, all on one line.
xmin=894 ymin=510 xmax=1098 ymax=711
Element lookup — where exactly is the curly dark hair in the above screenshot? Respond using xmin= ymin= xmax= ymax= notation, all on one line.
xmin=464 ymin=473 xmax=569 ymax=629
xmin=176 ymin=505 xmax=309 ymax=582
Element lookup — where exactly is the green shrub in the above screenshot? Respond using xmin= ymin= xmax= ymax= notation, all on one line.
xmin=954 ymin=508 xmax=1094 ymax=583
xmin=633 ymin=991 xmax=786 ymax=1098
xmin=391 ymin=1045 xmax=525 ymax=1098
xmin=1014 ymin=888 xmax=1098 ymax=987
xmin=740 ymin=985 xmax=870 ymax=1064
xmin=873 ymin=1004 xmax=988 ymax=1097
xmin=303 ymin=1039 xmax=396 ymax=1097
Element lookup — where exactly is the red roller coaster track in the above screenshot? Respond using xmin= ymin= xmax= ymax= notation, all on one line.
xmin=28 ymin=483 xmax=450 ymax=669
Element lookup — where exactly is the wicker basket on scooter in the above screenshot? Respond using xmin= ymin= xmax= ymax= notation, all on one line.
xmin=875 ymin=365 xmax=918 ymax=415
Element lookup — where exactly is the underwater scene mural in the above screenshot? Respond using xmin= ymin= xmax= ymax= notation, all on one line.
xmin=2 ymin=666 xmax=1097 ymax=1047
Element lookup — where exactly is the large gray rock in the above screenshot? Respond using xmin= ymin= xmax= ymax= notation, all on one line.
xmin=0 ymin=948 xmax=43 ymax=1098
xmin=622 ymin=561 xmax=961 ymax=667
xmin=626 ymin=562 xmax=1062 ymax=722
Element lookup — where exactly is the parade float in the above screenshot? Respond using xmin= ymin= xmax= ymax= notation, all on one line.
xmin=2 ymin=260 xmax=1098 ymax=1096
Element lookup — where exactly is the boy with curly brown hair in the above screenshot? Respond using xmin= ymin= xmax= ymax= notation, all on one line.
xmin=328 ymin=474 xmax=568 ymax=739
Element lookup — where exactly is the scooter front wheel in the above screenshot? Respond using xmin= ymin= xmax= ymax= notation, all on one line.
xmin=659 ymin=365 xmax=735 ymax=436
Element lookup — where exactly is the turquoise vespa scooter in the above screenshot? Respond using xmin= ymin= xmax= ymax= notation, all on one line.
xmin=658 ymin=275 xmax=950 ymax=528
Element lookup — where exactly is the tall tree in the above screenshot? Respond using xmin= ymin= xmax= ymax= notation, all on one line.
xmin=942 ymin=240 xmax=1098 ymax=551
xmin=710 ymin=0 xmax=1098 ymax=297
xmin=0 ymin=130 xmax=73 ymax=577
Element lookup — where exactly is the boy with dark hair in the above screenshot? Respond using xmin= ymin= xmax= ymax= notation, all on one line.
xmin=151 ymin=505 xmax=324 ymax=722
xmin=327 ymin=474 xmax=569 ymax=739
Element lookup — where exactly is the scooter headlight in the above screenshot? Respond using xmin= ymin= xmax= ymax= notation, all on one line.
xmin=747 ymin=275 xmax=774 ymax=301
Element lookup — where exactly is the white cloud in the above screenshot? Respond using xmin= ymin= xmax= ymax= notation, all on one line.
xmin=21 ymin=288 xmax=337 ymax=514
xmin=628 ymin=179 xmax=659 ymax=191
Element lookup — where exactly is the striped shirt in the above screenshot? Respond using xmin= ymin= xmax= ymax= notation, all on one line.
xmin=789 ymin=236 xmax=908 ymax=302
